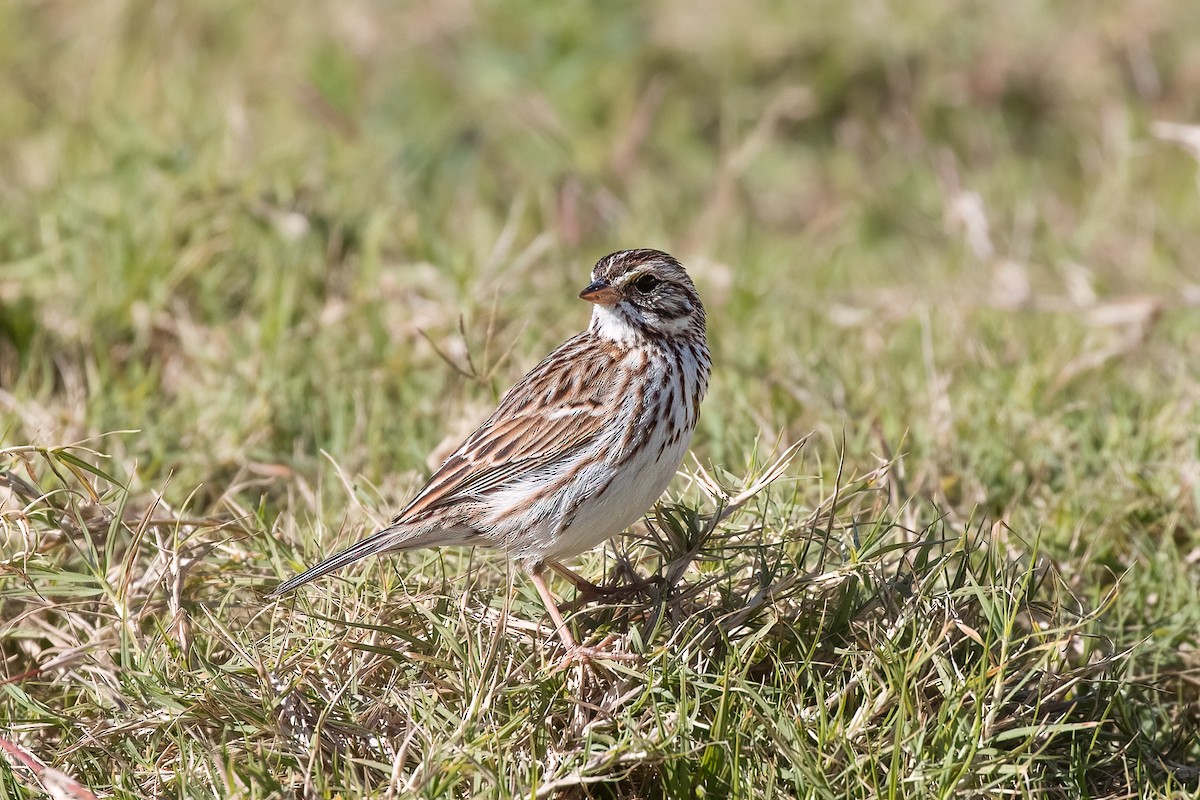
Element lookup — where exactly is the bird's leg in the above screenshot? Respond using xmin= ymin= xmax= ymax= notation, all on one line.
xmin=548 ymin=561 xmax=615 ymax=599
xmin=529 ymin=563 xmax=578 ymax=650
xmin=528 ymin=564 xmax=638 ymax=665
xmin=551 ymin=560 xmax=663 ymax=616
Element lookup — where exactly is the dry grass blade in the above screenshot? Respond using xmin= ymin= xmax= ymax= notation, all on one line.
xmin=0 ymin=734 xmax=99 ymax=800
xmin=688 ymin=435 xmax=810 ymax=527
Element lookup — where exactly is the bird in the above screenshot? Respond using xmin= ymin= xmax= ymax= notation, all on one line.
xmin=270 ymin=249 xmax=711 ymax=657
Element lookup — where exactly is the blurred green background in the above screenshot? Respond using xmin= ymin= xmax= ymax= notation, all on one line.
xmin=3 ymin=1 xmax=1198 ymax=487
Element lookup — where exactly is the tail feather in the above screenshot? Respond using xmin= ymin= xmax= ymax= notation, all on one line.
xmin=268 ymin=524 xmax=481 ymax=596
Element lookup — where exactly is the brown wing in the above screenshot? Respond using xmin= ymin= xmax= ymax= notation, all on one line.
xmin=392 ymin=332 xmax=628 ymax=525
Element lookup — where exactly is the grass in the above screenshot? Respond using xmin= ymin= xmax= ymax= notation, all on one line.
xmin=2 ymin=0 xmax=1200 ymax=797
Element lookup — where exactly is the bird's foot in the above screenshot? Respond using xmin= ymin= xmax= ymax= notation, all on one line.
xmin=550 ymin=634 xmax=640 ymax=673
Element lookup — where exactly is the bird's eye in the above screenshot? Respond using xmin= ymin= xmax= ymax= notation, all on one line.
xmin=632 ymin=274 xmax=661 ymax=293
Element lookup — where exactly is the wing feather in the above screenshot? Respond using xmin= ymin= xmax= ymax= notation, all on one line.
xmin=392 ymin=333 xmax=625 ymax=524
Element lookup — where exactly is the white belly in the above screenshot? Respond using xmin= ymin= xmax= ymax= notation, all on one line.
xmin=481 ymin=421 xmax=693 ymax=565
xmin=542 ymin=427 xmax=693 ymax=562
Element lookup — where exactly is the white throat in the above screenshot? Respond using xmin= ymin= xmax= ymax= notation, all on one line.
xmin=590 ymin=304 xmax=642 ymax=344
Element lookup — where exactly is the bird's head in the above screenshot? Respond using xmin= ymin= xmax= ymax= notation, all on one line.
xmin=580 ymin=249 xmax=706 ymax=343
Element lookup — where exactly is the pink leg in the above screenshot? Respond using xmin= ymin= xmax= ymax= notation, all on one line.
xmin=547 ymin=561 xmax=610 ymax=596
xmin=527 ymin=565 xmax=640 ymax=666
xmin=529 ymin=564 xmax=577 ymax=649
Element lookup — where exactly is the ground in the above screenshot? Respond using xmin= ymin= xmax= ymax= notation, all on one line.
xmin=1 ymin=1 xmax=1199 ymax=798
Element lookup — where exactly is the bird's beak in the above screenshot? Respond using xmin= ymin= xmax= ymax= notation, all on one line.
xmin=579 ymin=279 xmax=620 ymax=306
